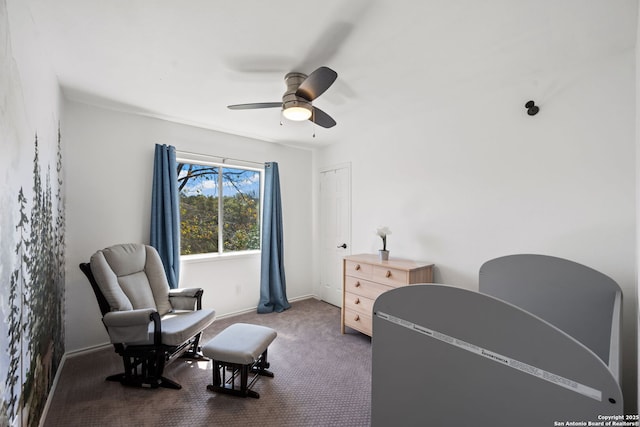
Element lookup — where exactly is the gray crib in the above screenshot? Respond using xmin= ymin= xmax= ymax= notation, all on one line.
xmin=371 ymin=254 xmax=623 ymax=426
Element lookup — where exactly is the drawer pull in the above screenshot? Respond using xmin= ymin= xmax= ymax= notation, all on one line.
xmin=386 ymin=270 xmax=392 ymax=278
xmin=354 ymin=281 xmax=361 ymax=287
xmin=354 ymin=314 xmax=360 ymax=321
xmin=355 ymin=264 xmax=361 ymax=271
xmin=354 ymin=298 xmax=360 ymax=304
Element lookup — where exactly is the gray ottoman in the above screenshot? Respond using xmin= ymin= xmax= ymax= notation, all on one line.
xmin=202 ymin=323 xmax=277 ymax=398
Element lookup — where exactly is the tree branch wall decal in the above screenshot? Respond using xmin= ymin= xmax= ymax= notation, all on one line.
xmin=2 ymin=128 xmax=65 ymax=427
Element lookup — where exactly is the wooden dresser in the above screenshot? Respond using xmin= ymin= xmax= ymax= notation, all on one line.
xmin=341 ymin=254 xmax=434 ymax=336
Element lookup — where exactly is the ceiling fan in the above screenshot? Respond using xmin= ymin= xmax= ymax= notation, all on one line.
xmin=227 ymin=66 xmax=338 ymax=128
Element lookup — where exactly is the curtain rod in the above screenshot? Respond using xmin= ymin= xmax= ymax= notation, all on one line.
xmin=175 ymin=150 xmax=267 ymax=167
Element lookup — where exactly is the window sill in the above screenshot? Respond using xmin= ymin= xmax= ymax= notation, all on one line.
xmin=180 ymin=250 xmax=261 ymax=264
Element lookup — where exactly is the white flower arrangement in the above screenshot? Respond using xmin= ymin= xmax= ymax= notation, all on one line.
xmin=376 ymin=226 xmax=391 ymax=251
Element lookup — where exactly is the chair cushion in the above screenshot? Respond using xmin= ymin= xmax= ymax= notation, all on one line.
xmin=118 ymin=271 xmax=157 ymax=311
xmin=108 ymin=308 xmax=216 ymax=346
xmin=90 ymin=243 xmax=172 ymax=316
xmin=142 ymin=246 xmax=173 ymax=315
xmin=159 ymin=309 xmax=217 ymax=346
xmin=90 ymin=251 xmax=133 ymax=312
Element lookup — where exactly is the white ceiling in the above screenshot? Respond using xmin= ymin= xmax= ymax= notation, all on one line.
xmin=24 ymin=0 xmax=637 ymax=149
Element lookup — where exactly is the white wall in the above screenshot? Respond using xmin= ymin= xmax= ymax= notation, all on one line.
xmin=314 ymin=51 xmax=637 ymax=411
xmin=3 ymin=0 xmax=62 ymax=185
xmin=64 ymin=100 xmax=313 ymax=351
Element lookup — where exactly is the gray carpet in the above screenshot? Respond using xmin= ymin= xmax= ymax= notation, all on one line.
xmin=43 ymin=298 xmax=372 ymax=426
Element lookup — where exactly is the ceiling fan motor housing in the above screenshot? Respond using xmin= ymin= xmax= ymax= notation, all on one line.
xmin=283 ymin=72 xmax=312 ymax=113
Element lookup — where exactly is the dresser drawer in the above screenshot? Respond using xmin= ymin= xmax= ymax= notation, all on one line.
xmin=344 ymin=260 xmax=373 ymax=279
xmin=345 ymin=275 xmax=394 ymax=300
xmin=344 ymin=308 xmax=372 ymax=336
xmin=373 ymin=265 xmax=409 ymax=287
xmin=344 ymin=291 xmax=375 ymax=316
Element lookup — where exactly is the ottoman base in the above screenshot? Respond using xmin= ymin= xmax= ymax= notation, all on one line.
xmin=206 ymin=350 xmax=274 ymax=398
xmin=202 ymin=323 xmax=277 ymax=399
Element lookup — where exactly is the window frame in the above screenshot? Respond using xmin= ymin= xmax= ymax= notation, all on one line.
xmin=176 ymin=156 xmax=263 ymax=260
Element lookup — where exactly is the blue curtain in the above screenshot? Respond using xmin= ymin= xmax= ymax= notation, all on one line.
xmin=150 ymin=144 xmax=180 ymax=289
xmin=258 ymin=162 xmax=291 ymax=313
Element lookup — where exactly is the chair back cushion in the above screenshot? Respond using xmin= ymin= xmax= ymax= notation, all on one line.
xmin=90 ymin=243 xmax=172 ymax=316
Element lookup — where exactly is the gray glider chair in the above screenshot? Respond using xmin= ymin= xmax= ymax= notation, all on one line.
xmin=79 ymin=243 xmax=216 ymax=389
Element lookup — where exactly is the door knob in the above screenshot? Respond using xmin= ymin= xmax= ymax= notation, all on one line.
xmin=337 ymin=243 xmax=347 ymax=249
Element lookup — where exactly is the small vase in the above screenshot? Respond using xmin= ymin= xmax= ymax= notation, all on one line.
xmin=379 ymin=250 xmax=389 ymax=261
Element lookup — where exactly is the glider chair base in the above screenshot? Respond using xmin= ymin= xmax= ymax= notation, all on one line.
xmin=106 ymin=373 xmax=181 ymax=390
xmin=107 ymin=338 xmax=210 ymax=390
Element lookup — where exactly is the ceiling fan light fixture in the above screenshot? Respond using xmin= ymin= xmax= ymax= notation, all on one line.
xmin=283 ymin=105 xmax=312 ymax=121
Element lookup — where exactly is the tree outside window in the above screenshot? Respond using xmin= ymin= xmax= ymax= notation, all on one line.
xmin=177 ymin=162 xmax=261 ymax=256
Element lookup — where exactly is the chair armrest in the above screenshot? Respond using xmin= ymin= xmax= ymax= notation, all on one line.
xmin=169 ymin=288 xmax=204 ymax=310
xmin=168 ymin=287 xmax=203 ymax=298
xmin=103 ymin=308 xmax=156 ymax=327
xmin=102 ymin=309 xmax=157 ymax=344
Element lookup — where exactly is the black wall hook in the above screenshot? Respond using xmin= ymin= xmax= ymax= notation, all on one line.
xmin=525 ymin=100 xmax=539 ymax=116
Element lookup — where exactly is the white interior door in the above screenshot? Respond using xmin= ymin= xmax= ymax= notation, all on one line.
xmin=319 ymin=164 xmax=351 ymax=307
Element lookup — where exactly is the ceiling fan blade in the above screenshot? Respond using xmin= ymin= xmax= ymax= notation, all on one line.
xmin=310 ymin=106 xmax=337 ymax=128
xmin=296 ymin=67 xmax=338 ymax=101
xmin=227 ymin=102 xmax=282 ymax=110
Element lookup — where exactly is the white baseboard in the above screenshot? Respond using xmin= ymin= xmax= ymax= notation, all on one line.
xmin=64 ymin=342 xmax=112 ymax=358
xmin=215 ymin=294 xmax=317 ymax=320
xmin=38 ymin=352 xmax=66 ymax=427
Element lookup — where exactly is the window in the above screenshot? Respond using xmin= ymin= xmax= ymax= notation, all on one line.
xmin=177 ymin=161 xmax=261 ymax=256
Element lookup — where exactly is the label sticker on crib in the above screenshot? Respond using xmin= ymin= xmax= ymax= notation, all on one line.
xmin=375 ymin=311 xmax=602 ymax=401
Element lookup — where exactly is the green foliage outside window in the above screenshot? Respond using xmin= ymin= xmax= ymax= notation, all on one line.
xmin=179 ymin=194 xmax=219 ymax=254
xmin=178 ymin=163 xmax=260 ymax=255
xmin=223 ymin=194 xmax=260 ymax=251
